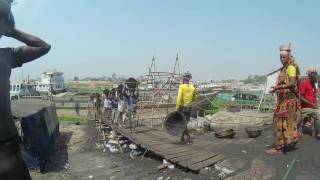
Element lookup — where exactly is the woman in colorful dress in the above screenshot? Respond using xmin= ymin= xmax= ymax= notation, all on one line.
xmin=266 ymin=44 xmax=301 ymax=155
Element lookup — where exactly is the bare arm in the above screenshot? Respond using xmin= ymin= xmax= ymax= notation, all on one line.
xmin=299 ymin=95 xmax=317 ymax=109
xmin=6 ymin=28 xmax=51 ymax=64
xmin=271 ymin=77 xmax=297 ymax=93
xmin=277 ymin=77 xmax=297 ymax=90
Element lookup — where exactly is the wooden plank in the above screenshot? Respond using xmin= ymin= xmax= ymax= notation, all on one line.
xmin=142 ymin=133 xmax=177 ymax=144
xmin=147 ymin=132 xmax=179 ymax=142
xmin=138 ymin=137 xmax=170 ymax=143
xmin=163 ymin=146 xmax=189 ymax=152
xmin=133 ymin=129 xmax=155 ymax=134
xmin=146 ymin=130 xmax=174 ymax=138
xmin=149 ymin=145 xmax=182 ymax=153
xmin=170 ymin=152 xmax=207 ymax=163
xmin=142 ymin=141 xmax=166 ymax=147
xmin=162 ymin=148 xmax=191 ymax=156
xmin=188 ymin=154 xmax=225 ymax=171
xmin=132 ymin=135 xmax=164 ymax=142
xmin=116 ymin=126 xmax=225 ymax=172
xmin=151 ymin=146 xmax=192 ymax=155
xmin=179 ymin=152 xmax=220 ymax=168
xmin=166 ymin=150 xmax=199 ymax=159
xmin=148 ymin=144 xmax=190 ymax=156
xmin=152 ymin=144 xmax=180 ymax=150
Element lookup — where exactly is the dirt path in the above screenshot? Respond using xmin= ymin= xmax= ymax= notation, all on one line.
xmin=30 ymin=118 xmax=320 ymax=180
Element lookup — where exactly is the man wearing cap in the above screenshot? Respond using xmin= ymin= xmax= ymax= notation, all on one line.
xmin=299 ymin=68 xmax=320 ymax=138
xmin=176 ymin=72 xmax=197 ymax=144
xmin=0 ymin=0 xmax=51 ymax=179
xmin=266 ymin=44 xmax=300 ymax=155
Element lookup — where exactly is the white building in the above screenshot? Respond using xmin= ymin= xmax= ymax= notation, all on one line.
xmin=36 ymin=71 xmax=65 ymax=94
xmin=10 ymin=81 xmax=39 ymax=100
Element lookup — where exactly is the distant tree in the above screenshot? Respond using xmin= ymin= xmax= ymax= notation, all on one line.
xmin=221 ymin=79 xmax=236 ymax=83
xmin=74 ymin=76 xmax=79 ymax=81
xmin=242 ymin=75 xmax=266 ymax=84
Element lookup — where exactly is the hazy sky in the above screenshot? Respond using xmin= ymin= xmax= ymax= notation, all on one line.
xmin=1 ymin=0 xmax=319 ymax=81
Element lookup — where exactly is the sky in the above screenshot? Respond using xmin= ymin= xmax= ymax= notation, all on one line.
xmin=1 ymin=0 xmax=320 ymax=81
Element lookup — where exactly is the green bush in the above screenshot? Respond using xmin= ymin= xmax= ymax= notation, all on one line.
xmin=205 ymin=97 xmax=228 ymax=114
xmin=58 ymin=116 xmax=82 ymax=124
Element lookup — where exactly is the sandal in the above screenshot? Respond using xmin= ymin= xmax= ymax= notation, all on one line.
xmin=186 ymin=138 xmax=193 ymax=145
xmin=265 ymin=148 xmax=282 ymax=155
xmin=186 ymin=141 xmax=193 ymax=145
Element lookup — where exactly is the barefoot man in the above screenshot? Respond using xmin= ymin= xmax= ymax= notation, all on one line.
xmin=176 ymin=72 xmax=196 ymax=144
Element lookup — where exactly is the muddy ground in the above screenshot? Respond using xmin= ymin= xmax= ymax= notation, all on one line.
xmin=30 ymin=119 xmax=320 ymax=180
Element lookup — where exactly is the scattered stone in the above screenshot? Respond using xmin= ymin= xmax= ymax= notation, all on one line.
xmin=110 ymin=130 xmax=116 ymax=138
xmin=157 ymin=164 xmax=169 ymax=170
xmin=88 ymin=175 xmax=93 ymax=179
xmin=168 ymin=164 xmax=175 ymax=170
xmin=129 ymin=143 xmax=138 ymax=150
xmin=109 ymin=145 xmax=119 ymax=153
xmin=130 ymin=149 xmax=143 ymax=159
xmin=157 ymin=176 xmax=164 ymax=180
xmin=187 ymin=120 xmax=198 ymax=130
xmin=216 ymin=158 xmax=246 ymax=172
xmin=241 ymin=150 xmax=247 ymax=154
xmin=110 ymin=163 xmax=118 ymax=169
xmin=218 ymin=171 xmax=226 ymax=179
xmin=108 ymin=139 xmax=117 ymax=144
xmin=215 ymin=164 xmax=234 ymax=175
xmin=199 ymin=167 xmax=211 ymax=175
xmin=95 ymin=142 xmax=104 ymax=149
xmin=64 ymin=162 xmax=70 ymax=169
xmin=163 ymin=159 xmax=169 ymax=165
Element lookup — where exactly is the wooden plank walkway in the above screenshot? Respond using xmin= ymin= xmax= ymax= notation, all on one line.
xmin=88 ymin=109 xmax=226 ymax=172
xmin=115 ymin=126 xmax=225 ymax=172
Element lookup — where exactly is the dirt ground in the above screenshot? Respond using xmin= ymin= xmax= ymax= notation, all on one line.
xmin=29 ymin=117 xmax=320 ymax=180
xmin=30 ymin=121 xmax=202 ymax=180
xmin=57 ymin=109 xmax=89 ymax=119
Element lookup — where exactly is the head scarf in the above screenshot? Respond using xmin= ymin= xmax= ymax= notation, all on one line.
xmin=279 ymin=43 xmax=301 ymax=78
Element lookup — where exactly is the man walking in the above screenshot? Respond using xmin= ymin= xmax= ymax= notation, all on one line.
xmin=176 ymin=72 xmax=196 ymax=144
